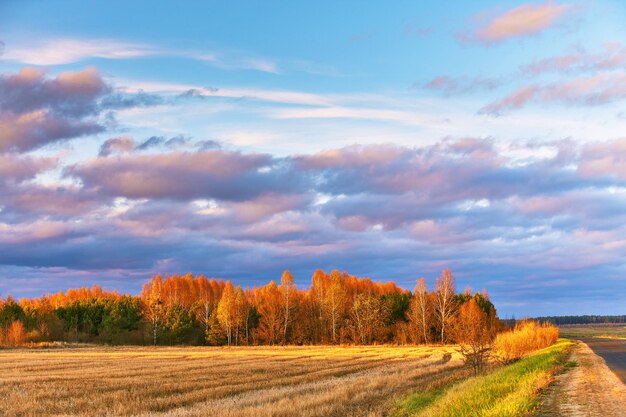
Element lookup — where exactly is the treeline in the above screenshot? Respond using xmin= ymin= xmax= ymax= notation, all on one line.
xmin=0 ymin=268 xmax=498 ymax=346
xmin=535 ymin=315 xmax=626 ymax=325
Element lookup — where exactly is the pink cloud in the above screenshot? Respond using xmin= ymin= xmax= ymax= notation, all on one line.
xmin=522 ymin=43 xmax=626 ymax=75
xmin=0 ymin=219 xmax=71 ymax=244
xmin=0 ymin=154 xmax=56 ymax=183
xmin=480 ymin=86 xmax=539 ymax=114
xmin=481 ymin=72 xmax=626 ymax=114
xmin=66 ymin=150 xmax=293 ymax=201
xmin=0 ymin=110 xmax=103 ymax=152
xmin=578 ymin=138 xmax=626 ymax=179
xmin=227 ymin=193 xmax=312 ymax=222
xmin=475 ymin=2 xmax=572 ymax=43
xmin=424 ymin=75 xmax=501 ymax=96
xmin=0 ymin=67 xmax=109 ymax=152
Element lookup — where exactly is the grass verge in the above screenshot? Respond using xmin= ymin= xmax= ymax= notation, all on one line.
xmin=393 ymin=339 xmax=573 ymax=417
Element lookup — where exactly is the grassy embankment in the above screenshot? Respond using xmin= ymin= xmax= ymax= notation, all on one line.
xmin=393 ymin=338 xmax=573 ymax=417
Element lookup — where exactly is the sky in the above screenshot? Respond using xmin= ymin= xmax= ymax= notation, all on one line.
xmin=1 ymin=0 xmax=626 ymax=316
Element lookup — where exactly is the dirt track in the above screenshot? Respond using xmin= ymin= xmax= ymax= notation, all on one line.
xmin=580 ymin=338 xmax=626 ymax=384
xmin=536 ymin=341 xmax=626 ymax=417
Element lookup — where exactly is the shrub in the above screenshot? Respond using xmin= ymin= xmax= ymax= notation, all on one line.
xmin=494 ymin=320 xmax=559 ymax=362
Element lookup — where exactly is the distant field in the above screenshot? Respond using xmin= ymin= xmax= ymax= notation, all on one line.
xmin=559 ymin=324 xmax=626 ymax=339
xmin=0 ymin=345 xmax=467 ymax=417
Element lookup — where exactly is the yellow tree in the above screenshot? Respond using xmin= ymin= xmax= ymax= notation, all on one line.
xmin=233 ymin=285 xmax=247 ymax=345
xmin=193 ymin=276 xmax=215 ymax=339
xmin=280 ymin=270 xmax=296 ymax=344
xmin=217 ymin=282 xmax=236 ymax=346
xmin=256 ymin=281 xmax=283 ymax=345
xmin=454 ymin=298 xmax=494 ymax=373
xmin=435 ymin=269 xmax=457 ymax=343
xmin=408 ymin=278 xmax=431 ymax=344
xmin=351 ymin=292 xmax=382 ymax=344
xmin=310 ymin=269 xmax=328 ymax=342
xmin=6 ymin=320 xmax=26 ymax=346
xmin=326 ymin=270 xmax=347 ymax=343
xmin=141 ymin=275 xmax=165 ymax=345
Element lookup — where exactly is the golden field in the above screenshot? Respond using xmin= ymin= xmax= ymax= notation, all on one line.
xmin=0 ymin=345 xmax=468 ymax=417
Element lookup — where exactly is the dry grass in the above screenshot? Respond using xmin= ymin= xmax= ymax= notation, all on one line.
xmin=494 ymin=320 xmax=559 ymax=362
xmin=0 ymin=345 xmax=466 ymax=417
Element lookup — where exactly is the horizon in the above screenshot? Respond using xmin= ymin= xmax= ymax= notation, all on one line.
xmin=1 ymin=0 xmax=626 ymax=317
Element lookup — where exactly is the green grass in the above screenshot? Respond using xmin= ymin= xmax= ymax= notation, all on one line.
xmin=394 ymin=386 xmax=449 ymax=414
xmin=393 ymin=339 xmax=572 ymax=417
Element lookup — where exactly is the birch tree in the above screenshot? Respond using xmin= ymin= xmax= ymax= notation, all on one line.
xmin=280 ymin=271 xmax=297 ymax=343
xmin=435 ymin=269 xmax=457 ymax=343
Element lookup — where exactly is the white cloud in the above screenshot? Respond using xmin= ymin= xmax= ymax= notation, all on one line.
xmin=3 ymin=38 xmax=158 ymax=65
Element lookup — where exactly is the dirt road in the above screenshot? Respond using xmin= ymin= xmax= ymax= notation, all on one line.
xmin=580 ymin=338 xmax=626 ymax=384
xmin=536 ymin=340 xmax=626 ymax=417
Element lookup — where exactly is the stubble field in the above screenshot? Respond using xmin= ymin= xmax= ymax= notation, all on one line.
xmin=0 ymin=345 xmax=468 ymax=417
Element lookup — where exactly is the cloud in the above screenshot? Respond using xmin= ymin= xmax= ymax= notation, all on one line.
xmin=3 ymin=38 xmax=282 ymax=74
xmin=0 ymin=67 xmax=108 ymax=117
xmin=0 ymin=154 xmax=57 ymax=185
xmin=65 ymin=149 xmax=302 ymax=201
xmin=521 ymin=42 xmax=626 ymax=75
xmin=0 ymin=219 xmax=72 ymax=244
xmin=0 ymin=110 xmax=105 ymax=153
xmin=424 ymin=75 xmax=501 ymax=96
xmin=0 ymin=67 xmax=109 ymax=152
xmin=99 ymin=136 xmax=136 ymax=156
xmin=136 ymin=134 xmax=190 ymax=151
xmin=3 ymin=138 xmax=626 ymax=315
xmin=197 ymin=53 xmax=280 ymax=74
xmin=1 ymin=38 xmax=158 ymax=65
xmin=100 ymin=90 xmax=164 ymax=109
xmin=578 ymin=138 xmax=626 ymax=180
xmin=196 ymin=140 xmax=222 ymax=151
xmin=472 ymin=2 xmax=572 ymax=43
xmin=0 ymin=66 xmax=172 ymax=153
xmin=481 ymin=72 xmax=626 ymax=114
xmin=1 ymin=185 xmax=105 ymax=218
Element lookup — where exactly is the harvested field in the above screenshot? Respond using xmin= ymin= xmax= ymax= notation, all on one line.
xmin=559 ymin=324 xmax=626 ymax=340
xmin=0 ymin=345 xmax=467 ymax=417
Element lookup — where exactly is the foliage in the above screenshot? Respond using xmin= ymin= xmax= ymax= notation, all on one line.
xmin=453 ymin=297 xmax=497 ymax=373
xmin=3 ymin=268 xmax=509 ymax=347
xmin=494 ymin=320 xmax=560 ymax=362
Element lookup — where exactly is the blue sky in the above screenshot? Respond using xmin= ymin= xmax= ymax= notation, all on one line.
xmin=1 ymin=0 xmax=626 ymax=316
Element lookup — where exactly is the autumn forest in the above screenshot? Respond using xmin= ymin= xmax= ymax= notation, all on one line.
xmin=0 ymin=269 xmax=498 ymax=347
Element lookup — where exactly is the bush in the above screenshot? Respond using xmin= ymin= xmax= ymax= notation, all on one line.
xmin=494 ymin=320 xmax=559 ymax=362
xmin=5 ymin=320 xmax=27 ymax=346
